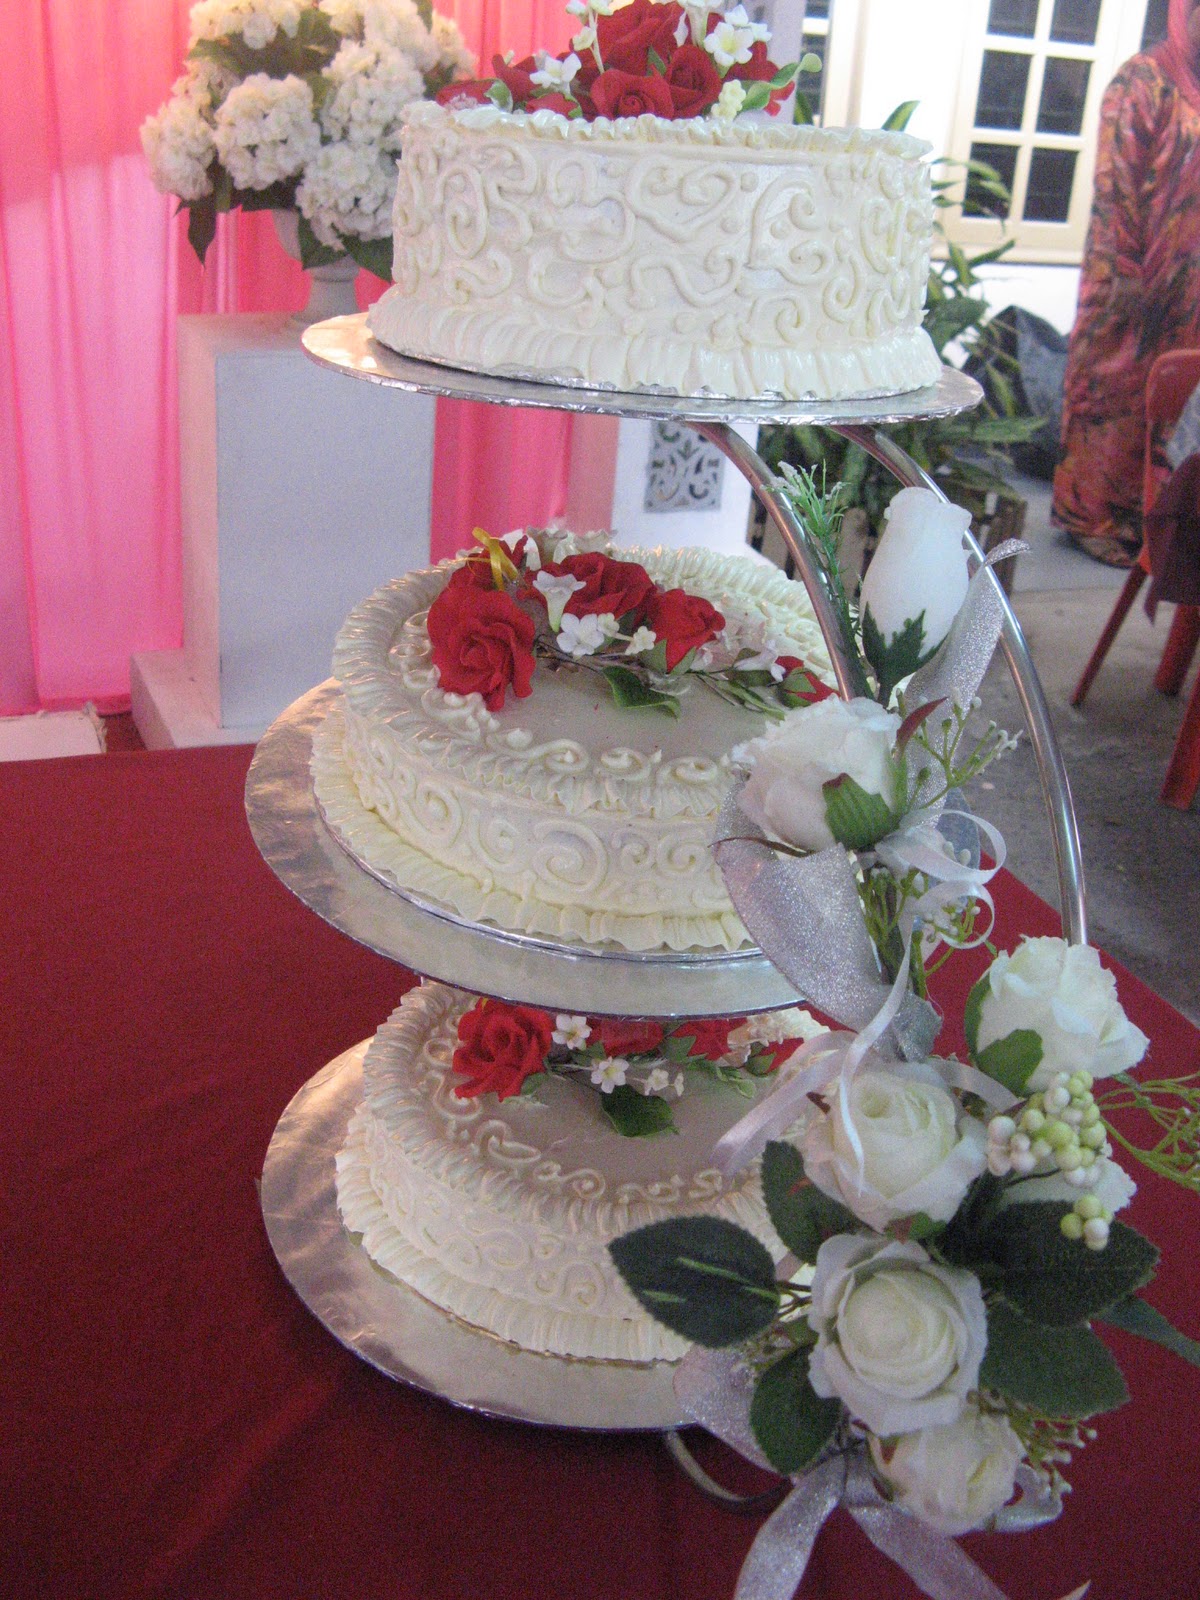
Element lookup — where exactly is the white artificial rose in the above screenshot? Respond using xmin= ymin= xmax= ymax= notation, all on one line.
xmin=798 ymin=1062 xmax=988 ymax=1231
xmin=807 ymin=1236 xmax=987 ymax=1438
xmin=735 ymin=697 xmax=902 ymax=853
xmin=859 ymin=486 xmax=972 ymax=671
xmin=869 ymin=1405 xmax=1023 ymax=1534
xmin=972 ymin=937 xmax=1149 ymax=1091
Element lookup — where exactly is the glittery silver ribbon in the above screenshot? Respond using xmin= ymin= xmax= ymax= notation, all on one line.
xmin=674 ymin=1348 xmax=1077 ymax=1600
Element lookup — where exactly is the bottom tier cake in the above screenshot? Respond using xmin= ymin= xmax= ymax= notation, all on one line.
xmin=336 ymin=983 xmax=817 ymax=1364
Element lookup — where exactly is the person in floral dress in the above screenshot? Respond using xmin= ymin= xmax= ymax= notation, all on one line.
xmin=1053 ymin=0 xmax=1200 ymax=566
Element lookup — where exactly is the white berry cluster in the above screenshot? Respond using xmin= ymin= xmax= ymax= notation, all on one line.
xmin=986 ymin=1070 xmax=1123 ymax=1249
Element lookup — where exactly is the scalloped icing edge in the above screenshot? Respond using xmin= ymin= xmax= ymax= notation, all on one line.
xmin=311 ymin=697 xmax=752 ymax=953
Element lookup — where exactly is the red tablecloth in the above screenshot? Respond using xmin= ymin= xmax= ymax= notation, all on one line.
xmin=3 ymin=747 xmax=1199 ymax=1600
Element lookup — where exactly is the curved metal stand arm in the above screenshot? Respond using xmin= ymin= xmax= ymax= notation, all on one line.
xmin=691 ymin=418 xmax=1087 ymax=949
xmin=663 ymin=1430 xmax=789 ymax=1515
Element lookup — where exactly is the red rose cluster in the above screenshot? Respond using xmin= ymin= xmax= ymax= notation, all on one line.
xmin=437 ymin=0 xmax=791 ymax=123
xmin=426 ymin=543 xmax=728 ymax=709
xmin=450 ymin=999 xmax=796 ymax=1103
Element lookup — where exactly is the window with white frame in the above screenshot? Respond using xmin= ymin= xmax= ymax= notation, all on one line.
xmin=948 ymin=0 xmax=1162 ymax=262
xmin=815 ymin=0 xmax=1165 ymax=264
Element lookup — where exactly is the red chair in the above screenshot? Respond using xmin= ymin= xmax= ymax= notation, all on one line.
xmin=1071 ymin=349 xmax=1200 ymax=808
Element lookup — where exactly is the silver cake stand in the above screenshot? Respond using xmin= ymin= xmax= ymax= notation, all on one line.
xmin=246 ymin=313 xmax=1091 ymax=1446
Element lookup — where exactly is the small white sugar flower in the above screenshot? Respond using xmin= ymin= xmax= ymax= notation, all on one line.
xmin=553 ymin=1014 xmax=591 ymax=1049
xmin=533 ymin=569 xmax=585 ymax=628
xmin=644 ymin=1066 xmax=670 ymax=1095
xmin=597 ymin=612 xmax=621 ymax=640
xmin=557 ymin=612 xmax=610 ymax=657
xmin=711 ymin=78 xmax=747 ymax=122
xmin=531 ymin=52 xmax=580 ymax=91
xmin=704 ymin=19 xmax=756 ymax=72
xmin=625 ymin=626 xmax=657 ymax=655
xmin=572 ymin=24 xmax=597 ymax=52
xmin=591 ymin=1056 xmax=629 ymax=1093
xmin=674 ymin=1072 xmax=686 ymax=1097
xmin=727 ymin=5 xmax=770 ymax=45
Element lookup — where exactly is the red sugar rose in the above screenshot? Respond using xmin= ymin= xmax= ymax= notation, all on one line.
xmin=777 ymin=656 xmax=836 ymax=707
xmin=427 ymin=581 xmax=536 ymax=711
xmin=493 ymin=52 xmax=539 ymax=103
xmin=538 ymin=552 xmax=656 ymax=622
xmin=590 ymin=68 xmax=676 ymax=121
xmin=527 ymin=92 xmax=579 ymax=117
xmin=670 ymin=1017 xmax=745 ymax=1059
xmin=731 ymin=40 xmax=791 ymax=116
xmin=590 ymin=1018 xmax=667 ymax=1057
xmin=453 ymin=1000 xmax=554 ymax=1100
xmin=444 ymin=554 xmax=498 ymax=592
xmin=435 ymin=79 xmax=493 ymax=107
xmin=597 ymin=0 xmax=684 ymax=76
xmin=663 ymin=43 xmax=722 ymax=118
xmin=643 ymin=588 xmax=725 ymax=670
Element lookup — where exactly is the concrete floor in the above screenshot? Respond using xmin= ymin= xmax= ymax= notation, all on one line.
xmin=970 ymin=474 xmax=1200 ymax=1024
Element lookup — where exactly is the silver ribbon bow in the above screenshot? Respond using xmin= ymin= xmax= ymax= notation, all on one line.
xmin=675 ymin=1348 xmax=1086 ymax=1600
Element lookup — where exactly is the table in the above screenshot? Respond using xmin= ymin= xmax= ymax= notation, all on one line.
xmin=3 ymin=747 xmax=1198 ymax=1600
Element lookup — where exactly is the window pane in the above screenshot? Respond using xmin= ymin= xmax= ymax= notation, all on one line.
xmin=988 ymin=0 xmax=1038 ymax=38
xmin=1037 ymin=56 xmax=1090 ymax=134
xmin=1049 ymin=0 xmax=1101 ymax=45
xmin=1143 ymin=0 xmax=1170 ymax=49
xmin=976 ymin=50 xmax=1032 ymax=130
xmin=965 ymin=142 xmax=1018 ymax=218
xmin=1025 ymin=146 xmax=1077 ymax=221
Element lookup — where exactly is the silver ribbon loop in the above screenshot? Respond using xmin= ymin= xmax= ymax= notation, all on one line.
xmin=674 ymin=1345 xmax=1078 ymax=1600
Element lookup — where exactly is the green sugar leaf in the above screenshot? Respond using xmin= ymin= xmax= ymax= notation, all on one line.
xmin=600 ymin=1085 xmax=677 ymax=1139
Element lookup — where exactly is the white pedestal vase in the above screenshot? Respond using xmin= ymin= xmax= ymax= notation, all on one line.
xmin=272 ymin=209 xmax=361 ymax=328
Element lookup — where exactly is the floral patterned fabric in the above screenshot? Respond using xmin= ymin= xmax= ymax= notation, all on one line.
xmin=1053 ymin=47 xmax=1200 ymax=562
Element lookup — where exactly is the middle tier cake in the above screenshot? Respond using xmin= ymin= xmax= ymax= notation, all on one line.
xmin=312 ymin=538 xmax=831 ymax=952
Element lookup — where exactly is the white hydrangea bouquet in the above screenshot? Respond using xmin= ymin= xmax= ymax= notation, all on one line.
xmin=610 ymin=473 xmax=1200 ymax=1600
xmin=141 ymin=0 xmax=473 ymax=273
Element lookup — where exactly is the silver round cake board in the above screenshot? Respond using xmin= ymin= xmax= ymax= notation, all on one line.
xmin=302 ymin=312 xmax=984 ymax=427
xmin=244 ymin=682 xmax=806 ymax=1017
xmin=260 ymin=1042 xmax=687 ymax=1430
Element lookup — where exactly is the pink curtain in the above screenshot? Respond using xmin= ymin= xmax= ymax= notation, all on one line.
xmin=0 ymin=0 xmax=573 ymax=715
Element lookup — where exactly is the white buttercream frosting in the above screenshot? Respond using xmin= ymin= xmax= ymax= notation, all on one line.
xmin=367 ymin=100 xmax=941 ymax=400
xmin=314 ymin=546 xmax=830 ymax=951
xmin=335 ymin=981 xmax=801 ymax=1362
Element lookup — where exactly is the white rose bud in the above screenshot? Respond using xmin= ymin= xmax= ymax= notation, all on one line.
xmin=869 ymin=1404 xmax=1023 ymax=1534
xmin=807 ymin=1236 xmax=987 ymax=1438
xmin=735 ymin=697 xmax=902 ymax=854
xmin=970 ymin=937 xmax=1149 ymax=1092
xmin=799 ymin=1063 xmax=988 ymax=1232
xmin=859 ymin=487 xmax=972 ymax=700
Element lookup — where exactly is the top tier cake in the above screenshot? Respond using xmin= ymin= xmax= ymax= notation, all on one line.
xmin=367 ymin=101 xmax=941 ymax=402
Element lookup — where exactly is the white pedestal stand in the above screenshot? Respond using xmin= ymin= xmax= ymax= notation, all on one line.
xmin=132 ymin=314 xmax=435 ymax=748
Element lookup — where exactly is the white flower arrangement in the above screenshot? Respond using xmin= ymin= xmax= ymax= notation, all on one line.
xmin=609 ymin=471 xmax=1200 ymax=1598
xmin=141 ymin=0 xmax=473 ymax=271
